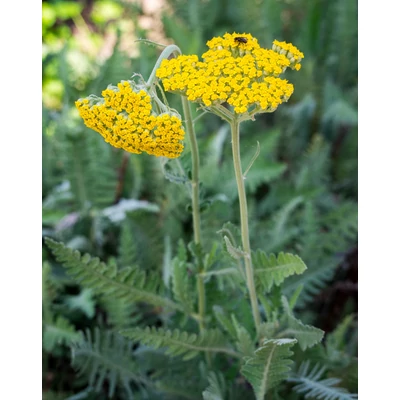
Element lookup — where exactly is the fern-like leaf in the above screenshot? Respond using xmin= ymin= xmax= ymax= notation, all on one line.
xmin=118 ymin=220 xmax=139 ymax=268
xmin=202 ymin=371 xmax=226 ymax=400
xmin=71 ymin=328 xmax=150 ymax=399
xmin=240 ymin=338 xmax=297 ymax=400
xmin=289 ymin=361 xmax=358 ymax=399
xmin=45 ymin=238 xmax=182 ymax=311
xmin=43 ymin=315 xmax=82 ymax=352
xmin=213 ymin=306 xmax=237 ymax=339
xmin=286 ymin=316 xmax=324 ymax=351
xmin=120 ymin=326 xmax=239 ymax=361
xmin=281 ymin=296 xmax=324 ymax=350
xmin=284 ymin=200 xmax=357 ymax=306
xmin=326 ymin=314 xmax=355 ymax=353
xmin=284 ymin=259 xmax=337 ymax=306
xmin=172 ymin=257 xmax=194 ymax=313
xmin=253 ymin=250 xmax=307 ymax=292
xmin=231 ymin=315 xmax=254 ymax=358
xmin=99 ymin=296 xmax=143 ymax=329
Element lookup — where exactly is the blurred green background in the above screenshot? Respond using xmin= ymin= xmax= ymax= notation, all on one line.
xmin=42 ymin=0 xmax=357 ymax=398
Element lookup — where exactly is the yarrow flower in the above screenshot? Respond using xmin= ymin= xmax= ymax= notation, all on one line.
xmin=156 ymin=32 xmax=304 ymax=116
xmin=75 ymin=80 xmax=185 ymax=158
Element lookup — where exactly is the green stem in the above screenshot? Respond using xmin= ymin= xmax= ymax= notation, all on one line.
xmin=181 ymin=97 xmax=202 ymax=246
xmin=181 ymin=96 xmax=206 ymax=326
xmin=146 ymin=44 xmax=182 ymax=86
xmin=182 ymin=96 xmax=211 ymax=366
xmin=230 ymin=119 xmax=261 ymax=336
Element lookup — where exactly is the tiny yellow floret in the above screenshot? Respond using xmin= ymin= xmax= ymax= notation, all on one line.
xmin=75 ymin=81 xmax=185 ymax=158
xmin=156 ymin=33 xmax=303 ymax=116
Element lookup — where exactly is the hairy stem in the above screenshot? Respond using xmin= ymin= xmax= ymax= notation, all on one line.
xmin=181 ymin=96 xmax=210 ymax=365
xmin=181 ymin=97 xmax=205 ymax=323
xmin=230 ymin=119 xmax=261 ymax=336
xmin=146 ymin=44 xmax=182 ymax=86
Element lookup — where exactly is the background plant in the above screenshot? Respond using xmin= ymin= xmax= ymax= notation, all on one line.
xmin=42 ymin=1 xmax=357 ymax=399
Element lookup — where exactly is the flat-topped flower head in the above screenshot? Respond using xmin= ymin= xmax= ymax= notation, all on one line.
xmin=75 ymin=80 xmax=185 ymax=158
xmin=156 ymin=33 xmax=303 ymax=118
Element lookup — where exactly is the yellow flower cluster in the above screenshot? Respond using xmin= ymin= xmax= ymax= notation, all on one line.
xmin=156 ymin=33 xmax=303 ymax=115
xmin=75 ymin=81 xmax=185 ymax=158
xmin=272 ymin=40 xmax=304 ymax=71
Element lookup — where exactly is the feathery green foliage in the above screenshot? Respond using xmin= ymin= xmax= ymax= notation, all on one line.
xmin=281 ymin=297 xmax=324 ymax=351
xmin=289 ymin=361 xmax=358 ymax=400
xmin=212 ymin=306 xmax=238 ymax=339
xmin=202 ymin=370 xmax=250 ymax=400
xmin=117 ymin=220 xmax=139 ymax=268
xmin=43 ymin=315 xmax=83 ymax=352
xmin=241 ymin=338 xmax=297 ymax=400
xmin=232 ymin=317 xmax=255 ymax=358
xmin=43 ymin=1 xmax=357 ymax=397
xmin=62 ymin=129 xmax=119 ymax=211
xmin=45 ymin=238 xmax=181 ymax=311
xmin=283 ymin=200 xmax=357 ymax=306
xmin=99 ymin=296 xmax=143 ymax=330
xmin=285 ymin=314 xmax=324 ymax=352
xmin=70 ymin=328 xmax=150 ymax=399
xmin=171 ymin=255 xmax=195 ymax=313
xmin=253 ymin=251 xmax=307 ymax=292
xmin=120 ymin=326 xmax=238 ymax=361
xmin=202 ymin=372 xmax=226 ymax=400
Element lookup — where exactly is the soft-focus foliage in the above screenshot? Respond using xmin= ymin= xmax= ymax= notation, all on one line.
xmin=43 ymin=1 xmax=357 ymax=399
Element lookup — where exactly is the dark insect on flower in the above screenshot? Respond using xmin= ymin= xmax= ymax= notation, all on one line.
xmin=234 ymin=36 xmax=248 ymax=44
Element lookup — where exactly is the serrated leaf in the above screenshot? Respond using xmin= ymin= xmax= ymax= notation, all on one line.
xmin=241 ymin=338 xmax=297 ymax=400
xmin=290 ymin=361 xmax=358 ymax=400
xmin=253 ymin=251 xmax=307 ymax=292
xmin=45 ymin=238 xmax=181 ymax=311
xmin=286 ymin=316 xmax=324 ymax=351
xmin=231 ymin=315 xmax=254 ymax=358
xmin=213 ymin=306 xmax=237 ymax=339
xmin=43 ymin=315 xmax=82 ymax=352
xmin=172 ymin=258 xmax=193 ymax=313
xmin=70 ymin=328 xmax=148 ymax=399
xmin=120 ymin=326 xmax=238 ymax=361
xmin=281 ymin=296 xmax=324 ymax=350
xmin=202 ymin=372 xmax=226 ymax=400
